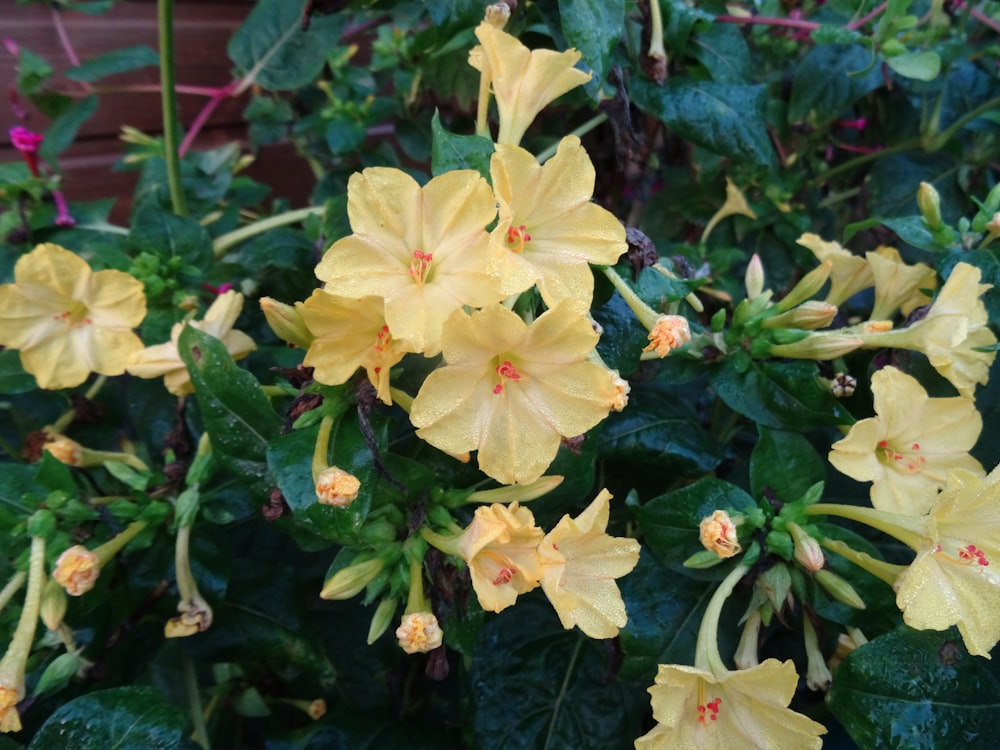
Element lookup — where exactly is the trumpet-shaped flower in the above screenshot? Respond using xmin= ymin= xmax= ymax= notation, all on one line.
xmin=796 ymin=233 xmax=873 ymax=306
xmin=300 ymin=291 xmax=414 ymax=404
xmin=488 ymin=136 xmax=626 ymax=311
xmin=635 ymin=660 xmax=826 ymax=749
xmin=0 ymin=243 xmax=146 ymax=389
xmin=126 ymin=290 xmax=255 ymax=396
xmin=866 ymin=245 xmax=935 ymax=321
xmin=315 ymin=168 xmax=503 ymax=356
xmin=470 ymin=21 xmax=592 ymax=145
xmin=410 ymin=302 xmax=619 ymax=484
xmin=537 ymin=489 xmax=640 ymax=638
xmin=829 ymin=366 xmax=983 ymax=515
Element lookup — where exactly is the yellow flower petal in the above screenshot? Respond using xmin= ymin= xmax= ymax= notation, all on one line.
xmin=796 ymin=233 xmax=873 ymax=306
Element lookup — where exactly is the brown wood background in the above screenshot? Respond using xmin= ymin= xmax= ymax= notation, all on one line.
xmin=1 ymin=0 xmax=314 ymax=222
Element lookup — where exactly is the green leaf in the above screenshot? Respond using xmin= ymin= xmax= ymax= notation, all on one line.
xmin=0 ymin=349 xmax=35 ymax=394
xmin=128 ymin=206 xmax=213 ymax=281
xmin=64 ymin=46 xmax=159 ymax=82
xmin=178 ymin=326 xmax=282 ymax=499
xmin=691 ymin=24 xmax=752 ymax=84
xmin=749 ymin=426 xmax=825 ymax=501
xmin=430 ymin=111 xmax=494 ymax=178
xmin=28 ymin=686 xmax=186 ymax=750
xmin=630 ymin=77 xmax=775 ymax=166
xmin=469 ymin=596 xmax=644 ymax=749
xmin=810 ymin=25 xmax=864 ymax=45
xmin=787 ymin=44 xmax=883 ymax=126
xmin=628 ymin=478 xmax=758 ymax=571
xmin=880 ymin=215 xmax=953 ymax=253
xmin=558 ymin=0 xmax=625 ymax=86
xmin=828 ymin=627 xmax=1000 ymax=749
xmin=39 ymin=95 xmax=98 ymax=162
xmin=228 ymin=0 xmax=346 ymax=91
xmin=886 ymin=51 xmax=941 ymax=81
xmin=709 ymin=359 xmax=853 ymax=429
xmin=597 ymin=382 xmax=722 ymax=476
xmin=592 ymin=288 xmax=647 ymax=376
xmin=421 ymin=0 xmax=483 ymax=28
xmin=868 ymin=153 xmax=960 ymax=219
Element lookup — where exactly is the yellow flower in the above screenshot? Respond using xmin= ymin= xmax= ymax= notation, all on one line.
xmin=699 ymin=511 xmax=742 ymax=559
xmin=470 ymin=22 xmax=592 ymax=145
xmin=300 ymin=291 xmax=413 ymax=405
xmin=52 ymin=545 xmax=101 ymax=596
xmin=315 ymin=168 xmax=503 ymax=356
xmin=0 ymin=685 xmax=19 ymax=733
xmin=644 ymin=315 xmax=691 ymax=357
xmin=866 ymin=245 xmax=935 ymax=321
xmin=410 ymin=303 xmax=618 ymax=485
xmin=396 ymin=612 xmax=443 ymax=654
xmin=859 ymin=262 xmax=997 ymax=397
xmin=260 ymin=296 xmax=313 ymax=349
xmin=126 ymin=290 xmax=256 ymax=396
xmin=537 ymin=489 xmax=640 ymax=638
xmin=0 ymin=243 xmax=146 ymax=389
xmin=829 ymin=366 xmax=983 ymax=515
xmin=796 ymin=233 xmax=873 ymax=306
xmin=488 ymin=136 xmax=627 ymax=311
xmin=314 ymin=466 xmax=361 ymax=507
xmin=895 ymin=467 xmax=1000 ymax=657
xmin=635 ymin=660 xmax=826 ymax=749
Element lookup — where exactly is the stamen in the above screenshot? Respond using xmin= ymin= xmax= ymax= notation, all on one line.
xmin=935 ymin=543 xmax=989 ymax=567
xmin=492 ymin=568 xmax=515 ymax=585
xmin=505 ymin=224 xmax=531 ymax=253
xmin=695 ymin=681 xmax=722 ymax=725
xmin=408 ymin=249 xmax=433 ymax=285
xmin=493 ymin=359 xmax=525 ymax=395
xmin=374 ymin=325 xmax=391 ymax=353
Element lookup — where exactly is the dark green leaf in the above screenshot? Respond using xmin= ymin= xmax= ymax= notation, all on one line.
xmin=868 ymin=153 xmax=961 ymax=219
xmin=178 ymin=326 xmax=282 ymax=499
xmin=228 ymin=0 xmax=346 ymax=91
xmin=0 ymin=350 xmax=35 ymax=394
xmin=421 ymin=0 xmax=483 ymax=28
xmin=881 ymin=215 xmax=954 ymax=253
xmin=64 ymin=46 xmax=159 ymax=82
xmin=788 ymin=44 xmax=883 ymax=126
xmin=692 ymin=24 xmax=752 ymax=84
xmin=469 ymin=596 xmax=644 ymax=750
xmin=128 ymin=206 xmax=213 ymax=281
xmin=558 ymin=0 xmax=625 ymax=87
xmin=709 ymin=359 xmax=853 ymax=429
xmin=430 ymin=111 xmax=494 ymax=178
xmin=749 ymin=426 xmax=825 ymax=501
xmin=630 ymin=77 xmax=775 ymax=166
xmin=828 ymin=628 xmax=1000 ymax=749
xmin=238 ymin=227 xmax=313 ymax=270
xmin=28 ymin=686 xmax=186 ymax=750
xmin=811 ymin=25 xmax=864 ymax=45
xmin=592 ymin=287 xmax=647 ymax=376
xmin=39 ymin=95 xmax=98 ymax=162
xmin=939 ymin=61 xmax=1000 ymax=133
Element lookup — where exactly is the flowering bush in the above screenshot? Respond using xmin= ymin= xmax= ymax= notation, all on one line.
xmin=2 ymin=0 xmax=1000 ymax=748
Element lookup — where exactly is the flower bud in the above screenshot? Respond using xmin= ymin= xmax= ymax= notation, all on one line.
xmin=815 ymin=569 xmax=866 ymax=610
xmin=484 ymin=2 xmax=511 ymax=27
xmin=762 ymin=301 xmax=838 ymax=331
xmin=767 ymin=333 xmax=863 ymax=360
xmin=260 ymin=297 xmax=314 ymax=349
xmin=775 ymin=261 xmax=832 ymax=312
xmin=787 ymin=522 xmax=825 ymax=572
xmin=682 ymin=549 xmax=726 ymax=569
xmin=315 ymin=466 xmax=361 ymax=507
xmin=367 ymin=597 xmax=398 ymax=645
xmin=643 ymin=315 xmax=691 ymax=357
xmin=43 ymin=434 xmax=83 ymax=466
xmin=395 ymin=611 xmax=443 ymax=654
xmin=744 ymin=254 xmax=765 ymax=300
xmin=803 ymin=617 xmax=832 ymax=692
xmin=320 ymin=558 xmax=384 ymax=600
xmin=917 ymin=182 xmax=943 ymax=229
xmin=734 ymin=609 xmax=762 ymax=670
xmin=0 ymin=685 xmax=21 ymax=733
xmin=52 ymin=546 xmax=100 ymax=596
xmin=699 ymin=510 xmax=742 ymax=559
xmin=40 ymin=578 xmax=67 ymax=631
xmin=466 ymin=475 xmax=564 ymax=505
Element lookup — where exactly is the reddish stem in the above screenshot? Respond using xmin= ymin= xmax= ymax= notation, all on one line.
xmin=715 ymin=14 xmax=820 ymax=30
xmin=50 ymin=6 xmax=81 ymax=68
xmin=178 ymin=80 xmax=238 ymax=156
xmin=847 ymin=2 xmax=889 ymax=29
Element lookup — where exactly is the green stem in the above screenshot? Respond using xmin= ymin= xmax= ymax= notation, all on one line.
xmin=212 ymin=207 xmax=325 ymax=258
xmin=312 ymin=416 xmax=335 ymax=482
xmin=806 ymin=503 xmax=927 ymax=550
xmin=600 ymin=266 xmax=660 ymax=330
xmin=182 ymin=652 xmax=211 ymax=750
xmin=535 ymin=113 xmax=609 ymax=163
xmin=694 ymin=563 xmax=750 ymax=675
xmin=158 ymin=0 xmax=188 ymax=216
xmin=647 ymin=0 xmax=666 ymax=62
xmin=808 ymin=140 xmax=918 ymax=187
xmin=931 ymin=95 xmax=1000 ymax=149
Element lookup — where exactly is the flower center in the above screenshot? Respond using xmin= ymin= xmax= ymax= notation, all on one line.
xmin=695 ymin=682 xmax=722 ymax=725
xmin=492 ymin=359 xmax=525 ymax=395
xmin=53 ymin=301 xmax=92 ymax=329
xmin=935 ymin=543 xmax=989 ymax=567
xmin=877 ymin=440 xmax=926 ymax=475
xmin=505 ymin=224 xmax=531 ymax=254
xmin=409 ymin=249 xmax=433 ymax=286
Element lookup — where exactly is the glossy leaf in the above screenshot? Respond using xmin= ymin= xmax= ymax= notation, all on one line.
xmin=692 ymin=24 xmax=752 ymax=84
xmin=0 ymin=349 xmax=35 ymax=394
xmin=64 ymin=46 xmax=159 ymax=82
xmin=430 ymin=111 xmax=494 ymax=178
xmin=128 ymin=206 xmax=213 ymax=281
xmin=557 ymin=0 xmax=625 ymax=87
xmin=749 ymin=426 xmax=825 ymax=502
xmin=788 ymin=44 xmax=883 ymax=126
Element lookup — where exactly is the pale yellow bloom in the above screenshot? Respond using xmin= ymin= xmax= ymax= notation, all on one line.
xmin=300 ymin=291 xmax=413 ymax=405
xmin=52 ymin=545 xmax=100 ymax=596
xmin=0 ymin=243 xmax=146 ymax=389
xmin=315 ymin=466 xmax=361 ymax=507
xmin=699 ymin=511 xmax=742 ymax=559
xmin=488 ymin=136 xmax=627 ymax=311
xmin=866 ymin=245 xmax=935 ymax=321
xmin=0 ymin=686 xmax=20 ymax=733
xmin=470 ymin=22 xmax=592 ymax=145
xmin=829 ymin=366 xmax=983 ymax=515
xmin=537 ymin=489 xmax=640 ymax=638
xmin=796 ymin=233 xmax=873 ymax=306
xmin=126 ymin=290 xmax=256 ymax=396
xmin=410 ymin=303 xmax=618 ymax=485
xmin=260 ymin=296 xmax=313 ymax=349
xmin=396 ymin=612 xmax=443 ymax=654
xmin=644 ymin=315 xmax=691 ymax=357
xmin=895 ymin=467 xmax=1000 ymax=658
xmin=634 ymin=659 xmax=826 ymax=749
xmin=315 ymin=168 xmax=503 ymax=356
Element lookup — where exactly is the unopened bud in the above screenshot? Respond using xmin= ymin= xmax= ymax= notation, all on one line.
xmin=484 ymin=2 xmax=511 ymax=27
xmin=734 ymin=609 xmax=762 ymax=669
xmin=0 ymin=685 xmax=22 ymax=733
xmin=787 ymin=522 xmax=825 ymax=572
xmin=699 ymin=510 xmax=742 ymax=559
xmin=745 ymin=254 xmax=765 ymax=300
xmin=775 ymin=261 xmax=833 ymax=312
xmin=917 ymin=182 xmax=943 ymax=229
xmin=52 ymin=546 xmax=100 ymax=596
xmin=40 ymin=578 xmax=68 ymax=631
xmin=396 ymin=611 xmax=443 ymax=654
xmin=43 ymin=434 xmax=83 ymax=466
xmin=815 ymin=568 xmax=866 ymax=609
xmin=367 ymin=597 xmax=398 ymax=645
xmin=260 ymin=297 xmax=314 ymax=349
xmin=768 ymin=333 xmax=863 ymax=360
xmin=803 ymin=617 xmax=832 ymax=692
xmin=643 ymin=315 xmax=691 ymax=357
xmin=320 ymin=558 xmax=384 ymax=600
xmin=315 ymin=466 xmax=361 ymax=507
xmin=466 ymin=475 xmax=564 ymax=505
xmin=762 ymin=301 xmax=838 ymax=331
xmin=164 ymin=593 xmax=213 ymax=638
